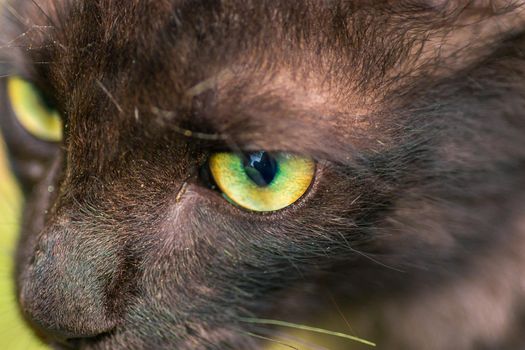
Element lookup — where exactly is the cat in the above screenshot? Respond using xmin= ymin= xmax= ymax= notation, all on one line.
xmin=1 ymin=0 xmax=525 ymax=349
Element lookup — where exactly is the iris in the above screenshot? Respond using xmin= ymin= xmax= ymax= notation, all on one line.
xmin=209 ymin=151 xmax=315 ymax=212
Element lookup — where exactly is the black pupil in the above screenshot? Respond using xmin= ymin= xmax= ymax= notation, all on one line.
xmin=243 ymin=151 xmax=278 ymax=186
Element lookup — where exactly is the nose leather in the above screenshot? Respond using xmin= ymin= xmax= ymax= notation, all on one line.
xmin=19 ymin=222 xmax=118 ymax=340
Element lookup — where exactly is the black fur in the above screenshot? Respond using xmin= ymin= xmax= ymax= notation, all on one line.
xmin=1 ymin=1 xmax=525 ymax=349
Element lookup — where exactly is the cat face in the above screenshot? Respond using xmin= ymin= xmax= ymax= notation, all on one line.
xmin=2 ymin=1 xmax=525 ymax=349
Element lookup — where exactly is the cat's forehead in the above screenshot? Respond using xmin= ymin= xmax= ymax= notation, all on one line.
xmin=3 ymin=0 xmax=525 ymax=158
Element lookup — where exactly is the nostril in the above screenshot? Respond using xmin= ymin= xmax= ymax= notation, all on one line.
xmin=62 ymin=330 xmax=115 ymax=349
xmin=49 ymin=335 xmax=104 ymax=350
xmin=39 ymin=326 xmax=115 ymax=350
xmin=48 ymin=328 xmax=113 ymax=343
xmin=30 ymin=328 xmax=77 ymax=350
xmin=48 ymin=338 xmax=78 ymax=350
xmin=62 ymin=337 xmax=95 ymax=349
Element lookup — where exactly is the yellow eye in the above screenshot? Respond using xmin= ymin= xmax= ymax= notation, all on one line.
xmin=209 ymin=151 xmax=315 ymax=212
xmin=7 ymin=76 xmax=63 ymax=142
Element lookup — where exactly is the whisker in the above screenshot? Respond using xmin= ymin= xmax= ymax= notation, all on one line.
xmin=328 ymin=292 xmax=356 ymax=336
xmin=150 ymin=106 xmax=226 ymax=141
xmin=30 ymin=0 xmax=57 ymax=28
xmin=4 ymin=3 xmax=29 ymax=25
xmin=237 ymin=330 xmax=299 ymax=350
xmin=248 ymin=325 xmax=331 ymax=350
xmin=239 ymin=318 xmax=376 ymax=347
xmin=27 ymin=61 xmax=52 ymax=65
xmin=184 ymin=68 xmax=234 ymax=100
xmin=0 ymin=26 xmax=48 ymax=49
xmin=96 ymin=79 xmax=124 ymax=114
xmin=335 ymin=231 xmax=405 ymax=273
xmin=350 ymin=246 xmax=405 ymax=273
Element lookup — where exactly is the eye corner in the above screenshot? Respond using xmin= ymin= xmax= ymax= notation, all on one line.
xmin=198 ymin=156 xmax=219 ymax=191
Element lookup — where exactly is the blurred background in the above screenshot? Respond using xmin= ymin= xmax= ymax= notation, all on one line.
xmin=0 ymin=138 xmax=47 ymax=349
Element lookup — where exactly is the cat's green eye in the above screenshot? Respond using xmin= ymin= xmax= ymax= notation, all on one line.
xmin=209 ymin=151 xmax=315 ymax=212
xmin=7 ymin=76 xmax=63 ymax=142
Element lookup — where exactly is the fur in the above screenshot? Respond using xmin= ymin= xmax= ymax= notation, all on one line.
xmin=1 ymin=0 xmax=525 ymax=349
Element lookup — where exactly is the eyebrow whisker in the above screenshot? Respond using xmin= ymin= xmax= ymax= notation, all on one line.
xmin=150 ymin=106 xmax=227 ymax=141
xmin=184 ymin=68 xmax=235 ymax=100
xmin=96 ymin=79 xmax=124 ymax=114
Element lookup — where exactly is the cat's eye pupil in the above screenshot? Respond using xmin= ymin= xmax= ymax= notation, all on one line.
xmin=242 ymin=151 xmax=278 ymax=186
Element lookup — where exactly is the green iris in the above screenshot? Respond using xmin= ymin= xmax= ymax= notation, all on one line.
xmin=7 ymin=76 xmax=63 ymax=142
xmin=209 ymin=152 xmax=315 ymax=212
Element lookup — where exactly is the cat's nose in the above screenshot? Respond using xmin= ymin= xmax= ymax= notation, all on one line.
xmin=18 ymin=223 xmax=120 ymax=340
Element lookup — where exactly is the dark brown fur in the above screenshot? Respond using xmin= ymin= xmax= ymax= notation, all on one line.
xmin=1 ymin=0 xmax=525 ymax=349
